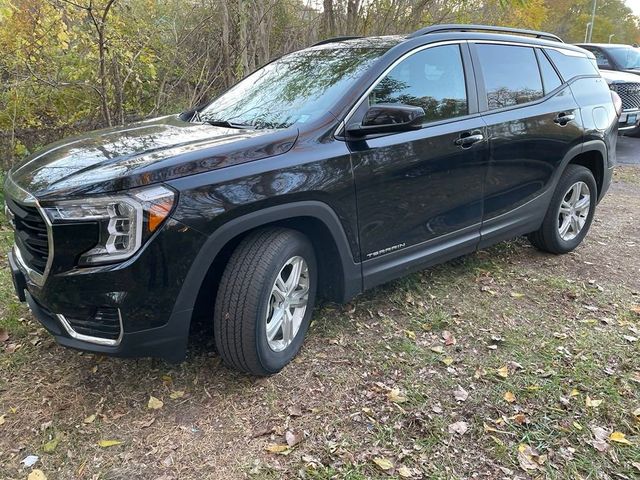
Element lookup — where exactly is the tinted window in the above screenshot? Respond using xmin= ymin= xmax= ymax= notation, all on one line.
xmin=544 ymin=49 xmax=599 ymax=81
xmin=368 ymin=44 xmax=468 ymax=123
xmin=587 ymin=48 xmax=612 ymax=69
xmin=536 ymin=50 xmax=562 ymax=93
xmin=607 ymin=46 xmax=640 ymax=69
xmin=476 ymin=44 xmax=543 ymax=110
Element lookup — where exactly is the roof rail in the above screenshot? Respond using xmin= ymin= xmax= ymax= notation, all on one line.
xmin=312 ymin=36 xmax=362 ymax=46
xmin=407 ymin=24 xmax=563 ymax=43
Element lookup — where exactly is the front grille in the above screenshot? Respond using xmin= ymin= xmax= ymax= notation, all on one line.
xmin=65 ymin=308 xmax=121 ymax=341
xmin=6 ymin=197 xmax=49 ymax=274
xmin=613 ymin=82 xmax=640 ymax=110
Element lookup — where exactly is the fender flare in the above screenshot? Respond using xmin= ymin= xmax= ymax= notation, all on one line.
xmin=171 ymin=201 xmax=363 ymax=316
xmin=553 ymin=140 xmax=607 ymax=195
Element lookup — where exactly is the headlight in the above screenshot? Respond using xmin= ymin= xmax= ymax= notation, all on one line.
xmin=43 ymin=185 xmax=175 ymax=265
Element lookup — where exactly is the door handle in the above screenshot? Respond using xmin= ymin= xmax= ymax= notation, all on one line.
xmin=554 ymin=112 xmax=575 ymax=125
xmin=454 ymin=133 xmax=484 ymax=148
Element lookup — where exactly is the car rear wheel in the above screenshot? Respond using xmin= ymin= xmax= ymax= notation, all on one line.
xmin=528 ymin=165 xmax=597 ymax=254
xmin=213 ymin=228 xmax=317 ymax=375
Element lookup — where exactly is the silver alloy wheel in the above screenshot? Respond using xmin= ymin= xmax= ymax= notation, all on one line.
xmin=265 ymin=256 xmax=310 ymax=352
xmin=558 ymin=181 xmax=590 ymax=241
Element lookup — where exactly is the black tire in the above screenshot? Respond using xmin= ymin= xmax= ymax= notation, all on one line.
xmin=213 ymin=228 xmax=317 ymax=376
xmin=528 ymin=164 xmax=597 ymax=254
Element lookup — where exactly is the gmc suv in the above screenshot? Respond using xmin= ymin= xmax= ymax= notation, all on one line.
xmin=5 ymin=25 xmax=619 ymax=375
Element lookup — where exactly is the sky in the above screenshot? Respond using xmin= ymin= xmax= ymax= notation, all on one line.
xmin=626 ymin=0 xmax=640 ymax=16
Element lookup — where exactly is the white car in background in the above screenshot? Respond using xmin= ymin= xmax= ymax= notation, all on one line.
xmin=600 ymin=69 xmax=640 ymax=137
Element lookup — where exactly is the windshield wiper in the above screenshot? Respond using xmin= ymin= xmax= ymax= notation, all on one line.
xmin=202 ymin=119 xmax=253 ymax=129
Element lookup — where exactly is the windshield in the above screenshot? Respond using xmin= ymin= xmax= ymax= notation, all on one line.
xmin=608 ymin=46 xmax=640 ymax=69
xmin=198 ymin=45 xmax=391 ymax=129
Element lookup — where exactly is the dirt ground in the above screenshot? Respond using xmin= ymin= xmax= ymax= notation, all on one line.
xmin=1 ymin=167 xmax=639 ymax=480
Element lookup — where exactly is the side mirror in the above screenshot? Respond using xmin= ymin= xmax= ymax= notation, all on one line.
xmin=346 ymin=103 xmax=425 ymax=137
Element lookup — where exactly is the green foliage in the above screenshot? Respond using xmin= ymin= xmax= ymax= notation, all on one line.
xmin=0 ymin=0 xmax=638 ymax=169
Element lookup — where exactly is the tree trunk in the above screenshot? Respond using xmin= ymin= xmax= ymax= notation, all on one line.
xmin=321 ymin=0 xmax=336 ymax=38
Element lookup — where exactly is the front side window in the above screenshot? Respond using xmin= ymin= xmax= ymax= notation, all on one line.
xmin=476 ymin=44 xmax=543 ymax=110
xmin=368 ymin=44 xmax=468 ymax=123
xmin=199 ymin=43 xmax=397 ymax=129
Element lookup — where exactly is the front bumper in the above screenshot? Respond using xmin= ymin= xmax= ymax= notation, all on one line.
xmin=618 ymin=110 xmax=640 ymax=131
xmin=7 ymin=217 xmax=207 ymax=363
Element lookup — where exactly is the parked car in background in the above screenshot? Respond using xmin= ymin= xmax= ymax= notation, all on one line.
xmin=575 ymin=43 xmax=640 ymax=75
xmin=599 ymin=69 xmax=640 ymax=136
xmin=5 ymin=24 xmax=619 ymax=375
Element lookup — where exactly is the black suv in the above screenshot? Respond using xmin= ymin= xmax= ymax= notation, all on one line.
xmin=5 ymin=25 xmax=618 ymax=375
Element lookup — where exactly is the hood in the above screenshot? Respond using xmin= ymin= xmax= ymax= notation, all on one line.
xmin=600 ymin=69 xmax=640 ymax=83
xmin=7 ymin=115 xmax=298 ymax=200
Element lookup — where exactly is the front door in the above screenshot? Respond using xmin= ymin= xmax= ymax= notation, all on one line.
xmin=347 ymin=43 xmax=489 ymax=287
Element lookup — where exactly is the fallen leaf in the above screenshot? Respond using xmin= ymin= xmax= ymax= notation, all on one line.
xmin=264 ymin=444 xmax=291 ymax=455
xmin=453 ymin=385 xmax=469 ymax=402
xmin=148 ymin=396 xmax=164 ymax=410
xmin=442 ymin=330 xmax=456 ymax=345
xmin=497 ymin=366 xmax=509 ymax=378
xmin=504 ymin=391 xmax=516 ymax=403
xmin=633 ymin=407 xmax=640 ymax=421
xmin=387 ymin=388 xmax=406 ymax=403
xmin=0 ymin=328 xmax=8 ymax=342
xmin=570 ymin=388 xmax=580 ymax=397
xmin=285 ymin=430 xmax=303 ymax=447
xmin=512 ymin=413 xmax=527 ymax=425
xmin=632 ymin=461 xmax=640 ymax=473
xmin=517 ymin=444 xmax=541 ymax=471
xmin=442 ymin=357 xmax=454 ymax=366
xmin=372 ymin=457 xmax=394 ymax=471
xmin=288 ymin=405 xmax=303 ymax=417
xmin=609 ymin=431 xmax=632 ymax=445
xmin=83 ymin=414 xmax=96 ymax=424
xmin=430 ymin=345 xmax=444 ymax=354
xmin=448 ymin=421 xmax=469 ymax=435
xmin=397 ymin=465 xmax=414 ymax=478
xmin=28 ymin=470 xmax=47 ymax=480
xmin=510 ymin=292 xmax=525 ymax=298
xmin=43 ymin=437 xmax=59 ymax=453
xmin=169 ymin=390 xmax=185 ymax=400
xmin=97 ymin=440 xmax=122 ymax=448
xmin=404 ymin=330 xmax=416 ymax=340
xmin=623 ymin=335 xmax=638 ymax=343
xmin=139 ymin=417 xmax=156 ymax=428
xmin=586 ymin=396 xmax=603 ymax=408
xmin=0 ymin=415 xmax=4 ymax=426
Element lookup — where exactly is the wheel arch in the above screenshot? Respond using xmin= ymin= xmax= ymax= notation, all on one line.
xmin=558 ymin=140 xmax=607 ymax=201
xmin=173 ymin=201 xmax=363 ymax=328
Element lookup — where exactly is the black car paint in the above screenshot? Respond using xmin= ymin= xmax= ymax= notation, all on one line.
xmin=5 ymin=31 xmax=617 ymax=362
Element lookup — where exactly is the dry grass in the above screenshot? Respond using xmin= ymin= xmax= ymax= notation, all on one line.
xmin=1 ymin=166 xmax=639 ymax=480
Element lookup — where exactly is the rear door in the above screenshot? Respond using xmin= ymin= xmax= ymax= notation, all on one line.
xmin=347 ymin=42 xmax=489 ymax=288
xmin=470 ymin=42 xmax=584 ymax=245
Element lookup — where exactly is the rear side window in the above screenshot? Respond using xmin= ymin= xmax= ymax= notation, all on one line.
xmin=536 ymin=50 xmax=562 ymax=93
xmin=368 ymin=44 xmax=468 ymax=123
xmin=544 ymin=49 xmax=599 ymax=81
xmin=476 ymin=44 xmax=543 ymax=110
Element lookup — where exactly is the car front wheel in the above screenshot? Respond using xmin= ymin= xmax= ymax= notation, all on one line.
xmin=213 ymin=228 xmax=317 ymax=375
